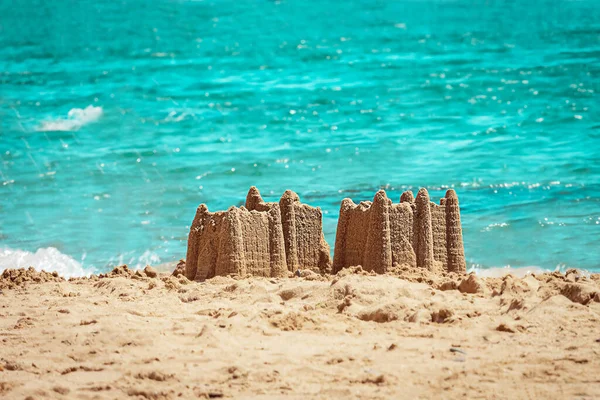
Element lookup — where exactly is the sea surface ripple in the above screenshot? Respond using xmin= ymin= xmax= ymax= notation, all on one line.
xmin=0 ymin=0 xmax=599 ymax=275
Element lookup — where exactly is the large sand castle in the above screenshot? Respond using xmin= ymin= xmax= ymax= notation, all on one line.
xmin=185 ymin=187 xmax=331 ymax=280
xmin=333 ymin=188 xmax=466 ymax=274
xmin=186 ymin=187 xmax=465 ymax=280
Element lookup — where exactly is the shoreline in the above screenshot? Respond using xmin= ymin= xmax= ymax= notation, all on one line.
xmin=2 ymin=245 xmax=596 ymax=280
xmin=1 ymin=266 xmax=599 ymax=399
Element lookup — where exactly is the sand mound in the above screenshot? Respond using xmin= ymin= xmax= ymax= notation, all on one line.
xmin=0 ymin=267 xmax=64 ymax=289
xmin=329 ymin=273 xmax=446 ymax=323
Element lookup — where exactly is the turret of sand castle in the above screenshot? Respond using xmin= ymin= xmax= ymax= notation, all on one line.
xmin=332 ymin=188 xmax=465 ymax=274
xmin=245 ymin=187 xmax=331 ymax=274
xmin=185 ymin=187 xmax=331 ymax=281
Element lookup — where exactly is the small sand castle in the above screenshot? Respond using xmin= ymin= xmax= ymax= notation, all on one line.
xmin=185 ymin=187 xmax=331 ymax=281
xmin=332 ymin=189 xmax=466 ymax=274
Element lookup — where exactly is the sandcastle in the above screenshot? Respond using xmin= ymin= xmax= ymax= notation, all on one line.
xmin=185 ymin=187 xmax=331 ymax=281
xmin=186 ymin=187 xmax=465 ymax=280
xmin=332 ymin=189 xmax=466 ymax=274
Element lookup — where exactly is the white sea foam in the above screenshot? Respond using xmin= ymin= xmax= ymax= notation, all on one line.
xmin=37 ymin=105 xmax=103 ymax=131
xmin=0 ymin=247 xmax=88 ymax=278
xmin=0 ymin=247 xmax=168 ymax=279
xmin=469 ymin=265 xmax=552 ymax=278
xmin=105 ymin=250 xmax=162 ymax=270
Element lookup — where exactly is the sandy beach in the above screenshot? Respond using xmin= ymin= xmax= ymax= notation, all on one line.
xmin=3 ymin=0 xmax=600 ymax=399
xmin=1 ymin=265 xmax=599 ymax=399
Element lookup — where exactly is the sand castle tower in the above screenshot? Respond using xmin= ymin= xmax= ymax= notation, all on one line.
xmin=185 ymin=187 xmax=331 ymax=281
xmin=280 ymin=190 xmax=332 ymax=274
xmin=244 ymin=187 xmax=331 ymax=274
xmin=185 ymin=203 xmax=288 ymax=281
xmin=332 ymin=188 xmax=465 ymax=274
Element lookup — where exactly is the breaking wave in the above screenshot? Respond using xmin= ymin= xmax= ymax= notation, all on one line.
xmin=0 ymin=247 xmax=171 ymax=278
xmin=37 ymin=105 xmax=103 ymax=131
xmin=0 ymin=247 xmax=88 ymax=278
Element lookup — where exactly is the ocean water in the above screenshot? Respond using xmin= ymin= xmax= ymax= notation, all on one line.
xmin=1 ymin=0 xmax=599 ymax=277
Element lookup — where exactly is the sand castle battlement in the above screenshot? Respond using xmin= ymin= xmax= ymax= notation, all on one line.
xmin=332 ymin=188 xmax=466 ymax=274
xmin=185 ymin=203 xmax=288 ymax=281
xmin=185 ymin=187 xmax=331 ymax=281
xmin=245 ymin=187 xmax=332 ymax=275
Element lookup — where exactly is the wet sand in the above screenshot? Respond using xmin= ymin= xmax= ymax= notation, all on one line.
xmin=1 ymin=266 xmax=599 ymax=399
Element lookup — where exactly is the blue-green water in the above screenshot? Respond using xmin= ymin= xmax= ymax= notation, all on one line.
xmin=1 ymin=0 xmax=599 ymax=276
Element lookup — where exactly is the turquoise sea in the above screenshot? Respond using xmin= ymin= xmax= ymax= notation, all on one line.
xmin=1 ymin=0 xmax=599 ymax=276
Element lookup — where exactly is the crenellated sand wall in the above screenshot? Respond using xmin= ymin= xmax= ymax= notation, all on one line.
xmin=186 ymin=187 xmax=331 ymax=280
xmin=333 ymin=188 xmax=466 ymax=274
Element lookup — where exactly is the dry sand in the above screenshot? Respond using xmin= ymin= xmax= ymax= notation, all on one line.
xmin=1 ymin=266 xmax=600 ymax=399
